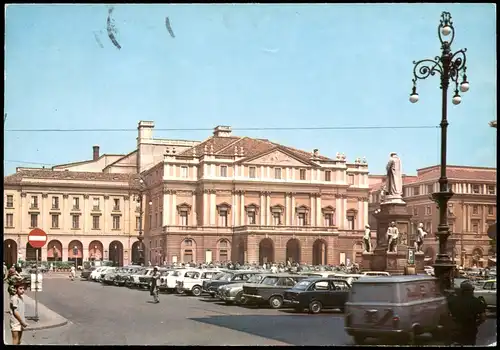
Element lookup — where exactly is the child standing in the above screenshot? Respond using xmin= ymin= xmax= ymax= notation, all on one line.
xmin=10 ymin=281 xmax=29 ymax=345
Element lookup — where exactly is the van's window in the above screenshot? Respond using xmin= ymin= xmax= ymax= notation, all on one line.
xmin=350 ymin=284 xmax=394 ymax=302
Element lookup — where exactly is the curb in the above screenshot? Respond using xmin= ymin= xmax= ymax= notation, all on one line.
xmin=24 ymin=319 xmax=69 ymax=331
xmin=22 ymin=294 xmax=69 ymax=332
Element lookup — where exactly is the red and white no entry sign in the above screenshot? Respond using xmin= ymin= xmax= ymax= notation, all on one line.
xmin=28 ymin=228 xmax=48 ymax=249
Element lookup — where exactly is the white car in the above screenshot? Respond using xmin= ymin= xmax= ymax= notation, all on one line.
xmin=130 ymin=267 xmax=154 ymax=288
xmin=474 ymin=279 xmax=497 ymax=310
xmin=361 ymin=271 xmax=391 ymax=277
xmin=181 ymin=270 xmax=221 ymax=296
xmin=90 ymin=267 xmax=110 ymax=281
xmin=174 ymin=269 xmax=204 ymax=294
xmin=162 ymin=269 xmax=189 ymax=293
xmin=424 ymin=266 xmax=434 ymax=276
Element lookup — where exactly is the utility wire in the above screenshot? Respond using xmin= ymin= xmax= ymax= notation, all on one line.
xmin=5 ymin=125 xmax=439 ymax=132
xmin=4 ymin=159 xmax=55 ymax=166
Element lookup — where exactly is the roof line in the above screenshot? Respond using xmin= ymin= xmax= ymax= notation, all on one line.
xmin=417 ymin=164 xmax=497 ymax=172
xmin=215 ymin=137 xmax=246 ymax=154
xmin=52 ymin=153 xmax=125 ymax=169
xmin=103 ymin=150 xmax=137 ymax=169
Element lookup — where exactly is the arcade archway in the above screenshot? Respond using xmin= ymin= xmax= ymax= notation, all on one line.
xmin=89 ymin=241 xmax=104 ymax=261
xmin=3 ymin=239 xmax=18 ymax=267
xmin=68 ymin=240 xmax=83 ymax=267
xmin=259 ymin=238 xmax=274 ymax=265
xmin=47 ymin=240 xmax=63 ymax=261
xmin=286 ymin=238 xmax=301 ymax=264
xmin=312 ymin=239 xmax=328 ymax=265
xmin=26 ymin=242 xmax=42 ymax=262
xmin=109 ymin=241 xmax=124 ymax=266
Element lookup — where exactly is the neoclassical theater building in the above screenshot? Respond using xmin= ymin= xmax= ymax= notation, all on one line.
xmin=4 ymin=121 xmax=371 ymax=266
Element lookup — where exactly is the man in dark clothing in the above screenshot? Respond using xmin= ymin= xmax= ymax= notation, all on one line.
xmin=150 ymin=266 xmax=161 ymax=303
xmin=448 ymin=280 xmax=486 ymax=345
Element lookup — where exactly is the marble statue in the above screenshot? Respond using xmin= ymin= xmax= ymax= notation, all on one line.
xmin=386 ymin=221 xmax=400 ymax=253
xmin=415 ymin=222 xmax=428 ymax=252
xmin=363 ymin=225 xmax=372 ymax=252
xmin=385 ymin=152 xmax=403 ymax=198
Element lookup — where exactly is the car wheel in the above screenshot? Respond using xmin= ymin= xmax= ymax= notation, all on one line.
xmin=235 ymin=291 xmax=245 ymax=304
xmin=309 ymin=300 xmax=322 ymax=314
xmin=353 ymin=336 xmax=366 ymax=345
xmin=269 ymin=296 xmax=283 ymax=309
xmin=192 ymin=286 xmax=202 ymax=297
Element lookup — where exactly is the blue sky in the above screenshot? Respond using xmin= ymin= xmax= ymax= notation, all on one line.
xmin=4 ymin=4 xmax=496 ymax=176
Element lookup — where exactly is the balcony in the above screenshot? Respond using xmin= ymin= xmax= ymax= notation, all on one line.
xmin=163 ymin=226 xmax=233 ymax=234
xmin=92 ymin=206 xmax=101 ymax=212
xmin=29 ymin=205 xmax=39 ymax=210
xmin=51 ymin=205 xmax=60 ymax=210
xmin=233 ymin=225 xmax=341 ymax=234
xmin=112 ymin=206 xmax=121 ymax=212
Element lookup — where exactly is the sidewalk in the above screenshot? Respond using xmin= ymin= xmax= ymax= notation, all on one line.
xmin=3 ymin=285 xmax=68 ymax=344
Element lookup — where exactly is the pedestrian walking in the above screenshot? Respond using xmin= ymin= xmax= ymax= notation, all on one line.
xmin=10 ymin=281 xmax=29 ymax=345
xmin=448 ymin=280 xmax=486 ymax=345
xmin=69 ymin=265 xmax=76 ymax=281
xmin=150 ymin=266 xmax=161 ymax=303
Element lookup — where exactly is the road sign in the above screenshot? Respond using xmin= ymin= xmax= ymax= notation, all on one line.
xmin=31 ymin=273 xmax=43 ymax=292
xmin=408 ymin=247 xmax=415 ymax=265
xmin=28 ymin=228 xmax=48 ymax=249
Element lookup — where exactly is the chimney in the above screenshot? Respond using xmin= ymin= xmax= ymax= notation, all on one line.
xmin=93 ymin=145 xmax=100 ymax=160
xmin=213 ymin=125 xmax=232 ymax=137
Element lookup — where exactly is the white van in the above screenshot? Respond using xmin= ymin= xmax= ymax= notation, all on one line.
xmin=345 ymin=275 xmax=448 ymax=345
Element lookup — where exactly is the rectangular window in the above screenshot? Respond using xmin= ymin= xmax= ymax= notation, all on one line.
xmin=324 ymin=213 xmax=334 ymax=227
xmin=427 ymin=184 xmax=434 ymax=194
xmin=6 ymin=195 xmax=14 ymax=208
xmin=113 ymin=216 xmax=121 ymax=230
xmin=159 ymin=211 xmax=163 ymax=226
xmin=154 ymin=213 xmax=158 ymax=227
xmin=347 ymin=216 xmax=355 ymax=230
xmin=5 ymin=214 xmax=14 ymax=227
xmin=471 ymin=220 xmax=480 ymax=233
xmin=414 ymin=187 xmax=420 ymax=196
xmin=219 ymin=250 xmax=228 ymax=262
xmin=72 ymin=215 xmax=80 ymax=229
xmin=51 ymin=214 xmax=59 ymax=228
xmin=52 ymin=196 xmax=59 ymax=209
xmin=274 ymin=168 xmax=282 ymax=180
xmin=30 ymin=214 xmax=38 ymax=228
xmin=180 ymin=211 xmax=188 ymax=226
xmin=325 ymin=171 xmax=331 ymax=182
xmin=220 ymin=166 xmax=228 ymax=177
xmin=93 ymin=198 xmax=100 ymax=211
xmin=348 ymin=175 xmax=354 ymax=185
xmin=248 ymin=211 xmax=256 ymax=225
xmin=31 ymin=196 xmax=38 ymax=209
xmin=472 ymin=185 xmax=480 ymax=194
xmin=426 ymin=206 xmax=431 ymax=215
xmin=448 ymin=221 xmax=454 ymax=234
xmin=136 ymin=217 xmax=141 ymax=230
xmin=488 ymin=205 xmax=494 ymax=215
xmin=181 ymin=166 xmax=188 ymax=178
xmin=273 ymin=212 xmax=281 ymax=226
xmin=113 ymin=198 xmax=120 ymax=211
xmin=73 ymin=197 xmax=80 ymax=210
xmin=220 ymin=211 xmax=228 ymax=227
xmin=92 ymin=216 xmax=100 ymax=229
xmin=297 ymin=213 xmax=307 ymax=226
xmin=413 ymin=207 xmax=418 ymax=215
xmin=300 ymin=169 xmax=306 ymax=180
xmin=249 ymin=167 xmax=256 ymax=179
xmin=149 ymin=215 xmax=152 ymax=229
xmin=425 ymin=222 xmax=431 ymax=233
xmin=472 ymin=205 xmax=479 ymax=215
xmin=448 ymin=204 xmax=454 ymax=215
xmin=488 ymin=185 xmax=496 ymax=195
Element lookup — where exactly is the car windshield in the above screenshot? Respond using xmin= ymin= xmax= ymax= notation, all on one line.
xmin=185 ymin=271 xmax=199 ymax=278
xmin=218 ymin=273 xmax=234 ymax=281
xmin=161 ymin=271 xmax=171 ymax=276
xmin=261 ymin=277 xmax=279 ymax=285
xmin=292 ymin=280 xmax=311 ymax=290
xmin=247 ymin=274 xmax=264 ymax=283
xmin=172 ymin=271 xmax=182 ymax=277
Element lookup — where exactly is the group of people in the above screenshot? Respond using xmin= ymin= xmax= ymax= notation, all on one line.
xmin=3 ymin=262 xmax=29 ymax=345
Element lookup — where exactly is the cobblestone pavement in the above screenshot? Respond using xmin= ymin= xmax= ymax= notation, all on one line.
xmin=9 ymin=278 xmax=497 ymax=346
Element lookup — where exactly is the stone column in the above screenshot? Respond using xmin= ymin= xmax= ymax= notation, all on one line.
xmin=240 ymin=191 xmax=245 ymax=226
xmin=291 ymin=194 xmax=296 ymax=226
xmin=343 ymin=195 xmax=348 ymax=229
xmin=124 ymin=196 xmax=130 ymax=234
xmin=232 ymin=191 xmax=237 ymax=226
xmin=83 ymin=195 xmax=89 ymax=232
xmin=285 ymin=193 xmax=291 ymax=225
xmin=104 ymin=195 xmax=109 ymax=232
xmin=203 ymin=190 xmax=209 ymax=226
xmin=191 ymin=191 xmax=197 ymax=226
xmin=41 ymin=194 xmax=48 ymax=231
xmin=357 ymin=197 xmax=363 ymax=230
xmin=20 ymin=193 xmax=26 ymax=232
xmin=335 ymin=195 xmax=342 ymax=228
xmin=310 ymin=195 xmax=315 ymax=226
xmin=266 ymin=192 xmax=271 ymax=226
xmin=363 ymin=197 xmax=369 ymax=227
xmin=164 ymin=191 xmax=171 ymax=226
xmin=259 ymin=192 xmax=265 ymax=225
xmin=210 ymin=190 xmax=216 ymax=226
xmin=62 ymin=195 xmax=68 ymax=231
xmin=316 ymin=194 xmax=322 ymax=226
xmin=171 ymin=191 xmax=177 ymax=226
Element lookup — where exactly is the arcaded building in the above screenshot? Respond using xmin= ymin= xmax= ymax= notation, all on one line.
xmin=4 ymin=121 xmax=371 ymax=266
xmin=369 ymin=165 xmax=497 ymax=268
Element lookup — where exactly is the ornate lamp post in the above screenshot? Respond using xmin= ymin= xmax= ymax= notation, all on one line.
xmin=135 ymin=177 xmax=152 ymax=265
xmin=410 ymin=12 xmax=469 ymax=293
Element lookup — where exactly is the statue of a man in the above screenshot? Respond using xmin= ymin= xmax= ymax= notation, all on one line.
xmin=415 ymin=223 xmax=428 ymax=252
xmin=363 ymin=225 xmax=372 ymax=252
xmin=386 ymin=222 xmax=399 ymax=253
xmin=385 ymin=153 xmax=403 ymax=198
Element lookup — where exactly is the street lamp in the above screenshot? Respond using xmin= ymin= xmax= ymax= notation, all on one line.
xmin=410 ymin=11 xmax=468 ymax=293
xmin=135 ymin=177 xmax=148 ymax=265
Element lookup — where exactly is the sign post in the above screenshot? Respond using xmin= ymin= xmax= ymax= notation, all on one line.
xmin=27 ymin=228 xmax=47 ymax=323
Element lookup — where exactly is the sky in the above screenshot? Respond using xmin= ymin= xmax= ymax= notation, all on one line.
xmin=4 ymin=4 xmax=497 ymax=176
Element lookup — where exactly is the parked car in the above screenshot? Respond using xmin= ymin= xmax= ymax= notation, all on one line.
xmin=175 ymin=269 xmax=206 ymax=294
xmin=102 ymin=267 xmax=121 ymax=285
xmin=203 ymin=271 xmax=261 ymax=298
xmin=136 ymin=267 xmax=156 ymax=289
xmin=474 ymin=279 xmax=496 ymax=311
xmin=424 ymin=266 xmax=434 ymax=276
xmin=127 ymin=268 xmax=152 ymax=288
xmin=98 ymin=267 xmax=116 ymax=282
xmin=362 ymin=271 xmax=391 ymax=277
xmin=90 ymin=266 xmax=111 ymax=281
xmin=283 ymin=278 xmax=351 ymax=313
xmin=124 ymin=267 xmax=147 ymax=288
xmin=330 ymin=273 xmax=365 ymax=286
xmin=180 ymin=270 xmax=221 ymax=296
xmin=219 ymin=273 xmax=268 ymax=304
xmin=81 ymin=266 xmax=96 ymax=280
xmin=114 ymin=266 xmax=142 ymax=286
xmin=242 ymin=274 xmax=309 ymax=309
xmin=345 ymin=275 xmax=449 ymax=345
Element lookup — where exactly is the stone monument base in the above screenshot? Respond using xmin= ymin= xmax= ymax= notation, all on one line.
xmin=359 ymin=246 xmax=425 ymax=275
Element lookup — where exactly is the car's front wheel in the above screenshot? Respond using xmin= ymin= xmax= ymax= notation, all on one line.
xmin=192 ymin=286 xmax=202 ymax=297
xmin=269 ymin=296 xmax=283 ymax=309
xmin=309 ymin=300 xmax=323 ymax=314
xmin=235 ymin=291 xmax=245 ymax=305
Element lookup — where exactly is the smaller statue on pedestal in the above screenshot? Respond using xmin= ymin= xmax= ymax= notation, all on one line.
xmin=386 ymin=221 xmax=399 ymax=253
xmin=415 ymin=222 xmax=428 ymax=253
xmin=363 ymin=225 xmax=372 ymax=252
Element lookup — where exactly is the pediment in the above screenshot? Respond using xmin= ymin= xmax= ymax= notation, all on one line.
xmin=245 ymin=149 xmax=309 ymax=167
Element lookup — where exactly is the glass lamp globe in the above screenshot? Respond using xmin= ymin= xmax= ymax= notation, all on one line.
xmin=409 ymin=93 xmax=419 ymax=103
xmin=460 ymin=81 xmax=470 ymax=93
xmin=441 ymin=25 xmax=452 ymax=36
xmin=452 ymin=94 xmax=462 ymax=105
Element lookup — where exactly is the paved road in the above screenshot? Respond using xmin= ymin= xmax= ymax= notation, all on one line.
xmin=17 ymin=278 xmax=497 ymax=346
